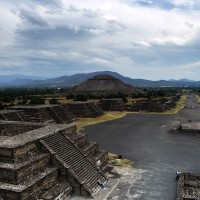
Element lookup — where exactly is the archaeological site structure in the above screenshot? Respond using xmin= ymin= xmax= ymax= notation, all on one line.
xmin=0 ymin=105 xmax=108 ymax=200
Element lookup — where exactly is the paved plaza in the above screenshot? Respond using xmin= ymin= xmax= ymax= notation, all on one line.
xmin=86 ymin=94 xmax=200 ymax=199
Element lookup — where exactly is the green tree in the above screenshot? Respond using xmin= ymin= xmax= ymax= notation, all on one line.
xmin=29 ymin=96 xmax=45 ymax=104
xmin=49 ymin=98 xmax=59 ymax=104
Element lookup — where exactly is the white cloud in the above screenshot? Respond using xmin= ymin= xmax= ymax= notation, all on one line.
xmin=0 ymin=0 xmax=200 ymax=79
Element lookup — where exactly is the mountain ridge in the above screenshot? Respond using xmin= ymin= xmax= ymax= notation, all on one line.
xmin=0 ymin=71 xmax=200 ymax=87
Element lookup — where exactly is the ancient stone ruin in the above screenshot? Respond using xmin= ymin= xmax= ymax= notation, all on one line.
xmin=66 ymin=102 xmax=104 ymax=118
xmin=0 ymin=105 xmax=108 ymax=200
xmin=128 ymin=95 xmax=180 ymax=112
xmin=129 ymin=99 xmax=165 ymax=112
xmin=3 ymin=105 xmax=74 ymax=124
xmin=99 ymin=99 xmax=126 ymax=111
xmin=0 ymin=110 xmax=24 ymax=122
xmin=177 ymin=173 xmax=200 ymax=200
xmin=69 ymin=74 xmax=135 ymax=95
xmin=178 ymin=122 xmax=200 ymax=133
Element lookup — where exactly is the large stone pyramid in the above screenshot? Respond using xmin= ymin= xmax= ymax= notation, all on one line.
xmin=70 ymin=74 xmax=134 ymax=95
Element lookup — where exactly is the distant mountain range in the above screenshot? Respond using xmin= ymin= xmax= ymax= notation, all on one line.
xmin=0 ymin=71 xmax=200 ymax=88
xmin=0 ymin=74 xmax=46 ymax=83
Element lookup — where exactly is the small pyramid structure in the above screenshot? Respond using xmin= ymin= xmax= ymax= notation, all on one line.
xmin=69 ymin=74 xmax=134 ymax=95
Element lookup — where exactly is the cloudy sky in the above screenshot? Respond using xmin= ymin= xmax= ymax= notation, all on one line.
xmin=0 ymin=0 xmax=200 ymax=80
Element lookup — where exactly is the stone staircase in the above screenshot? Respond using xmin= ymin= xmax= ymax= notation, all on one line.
xmin=40 ymin=133 xmax=107 ymax=197
xmin=62 ymin=130 xmax=108 ymax=169
xmin=88 ymin=103 xmax=104 ymax=117
xmin=49 ymin=106 xmax=72 ymax=124
xmin=63 ymin=107 xmax=76 ymax=120
xmin=66 ymin=102 xmax=97 ymax=118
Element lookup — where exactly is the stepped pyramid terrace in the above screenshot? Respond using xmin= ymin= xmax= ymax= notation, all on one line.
xmin=69 ymin=74 xmax=135 ymax=95
xmin=5 ymin=105 xmax=74 ymax=124
xmin=99 ymin=99 xmax=126 ymax=111
xmin=0 ymin=105 xmax=108 ymax=200
xmin=65 ymin=102 xmax=104 ymax=118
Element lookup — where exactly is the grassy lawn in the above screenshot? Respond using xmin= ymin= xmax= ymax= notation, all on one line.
xmin=163 ymin=95 xmax=186 ymax=114
xmin=76 ymin=111 xmax=129 ymax=132
xmin=108 ymin=152 xmax=133 ymax=168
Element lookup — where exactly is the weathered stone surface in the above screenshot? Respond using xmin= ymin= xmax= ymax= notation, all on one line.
xmin=7 ymin=105 xmax=73 ymax=124
xmin=66 ymin=101 xmax=103 ymax=118
xmin=177 ymin=173 xmax=200 ymax=200
xmin=179 ymin=122 xmax=200 ymax=133
xmin=69 ymin=74 xmax=134 ymax=95
xmin=99 ymin=99 xmax=126 ymax=111
xmin=0 ymin=119 xmax=108 ymax=199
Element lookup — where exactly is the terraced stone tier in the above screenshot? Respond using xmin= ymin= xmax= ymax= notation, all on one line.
xmin=0 ymin=110 xmax=24 ymax=122
xmin=99 ymin=99 xmax=125 ymax=111
xmin=0 ymin=153 xmax=50 ymax=184
xmin=66 ymin=102 xmax=103 ymax=118
xmin=49 ymin=106 xmax=72 ymax=124
xmin=40 ymin=182 xmax=72 ymax=200
xmin=8 ymin=105 xmax=73 ymax=124
xmin=0 ymin=167 xmax=59 ymax=200
xmin=0 ymin=121 xmax=43 ymax=137
xmin=40 ymin=133 xmax=107 ymax=197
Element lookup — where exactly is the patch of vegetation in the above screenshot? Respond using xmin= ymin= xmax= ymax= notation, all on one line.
xmin=195 ymin=94 xmax=200 ymax=104
xmin=49 ymin=98 xmax=59 ymax=104
xmin=0 ymin=88 xmax=63 ymax=108
xmin=108 ymin=153 xmax=133 ymax=168
xmin=29 ymin=96 xmax=45 ymax=104
xmin=164 ymin=95 xmax=186 ymax=114
xmin=73 ymin=95 xmax=88 ymax=101
xmin=76 ymin=111 xmax=128 ymax=132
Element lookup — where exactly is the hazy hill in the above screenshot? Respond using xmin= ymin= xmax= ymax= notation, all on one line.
xmin=0 ymin=71 xmax=200 ymax=87
xmin=0 ymin=74 xmax=45 ymax=83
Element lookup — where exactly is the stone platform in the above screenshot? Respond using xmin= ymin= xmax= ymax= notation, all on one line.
xmin=5 ymin=105 xmax=74 ymax=124
xmin=0 ymin=120 xmax=108 ymax=200
xmin=177 ymin=173 xmax=200 ymax=200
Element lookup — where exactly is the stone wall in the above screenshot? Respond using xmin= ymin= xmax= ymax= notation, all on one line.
xmin=0 ymin=123 xmax=43 ymax=137
xmin=177 ymin=173 xmax=200 ymax=200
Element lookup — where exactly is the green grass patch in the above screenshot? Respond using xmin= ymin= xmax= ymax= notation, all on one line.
xmin=164 ymin=95 xmax=186 ymax=114
xmin=108 ymin=153 xmax=133 ymax=168
xmin=76 ymin=111 xmax=129 ymax=132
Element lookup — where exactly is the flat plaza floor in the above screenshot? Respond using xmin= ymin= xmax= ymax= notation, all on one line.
xmin=86 ymin=95 xmax=200 ymax=199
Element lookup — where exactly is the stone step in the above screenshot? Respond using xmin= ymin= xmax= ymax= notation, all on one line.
xmin=40 ymin=181 xmax=72 ymax=200
xmin=0 ymin=153 xmax=50 ymax=184
xmin=0 ymin=167 xmax=59 ymax=200
xmin=40 ymin=133 xmax=107 ymax=196
xmin=49 ymin=106 xmax=72 ymax=124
